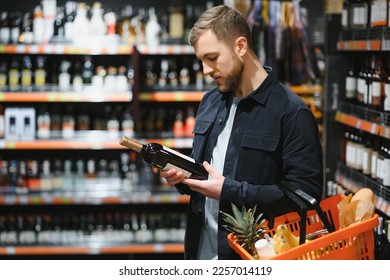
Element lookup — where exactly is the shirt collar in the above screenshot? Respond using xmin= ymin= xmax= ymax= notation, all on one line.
xmin=248 ymin=66 xmax=278 ymax=105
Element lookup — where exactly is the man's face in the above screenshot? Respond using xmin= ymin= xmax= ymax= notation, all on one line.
xmin=194 ymin=29 xmax=243 ymax=93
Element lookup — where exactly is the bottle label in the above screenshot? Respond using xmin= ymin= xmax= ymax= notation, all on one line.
xmin=345 ymin=76 xmax=357 ymax=98
xmin=383 ymin=158 xmax=390 ymax=186
xmin=163 ymin=162 xmax=191 ymax=178
xmin=34 ymin=69 xmax=46 ymax=86
xmin=385 ymin=84 xmax=390 ymax=111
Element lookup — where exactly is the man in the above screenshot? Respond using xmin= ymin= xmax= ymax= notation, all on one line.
xmin=159 ymin=5 xmax=323 ymax=260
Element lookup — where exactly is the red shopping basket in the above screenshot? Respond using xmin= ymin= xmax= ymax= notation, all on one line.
xmin=228 ymin=194 xmax=379 ymax=260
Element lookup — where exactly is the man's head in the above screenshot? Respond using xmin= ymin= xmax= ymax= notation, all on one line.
xmin=188 ymin=5 xmax=253 ymax=51
xmin=188 ymin=5 xmax=253 ymax=94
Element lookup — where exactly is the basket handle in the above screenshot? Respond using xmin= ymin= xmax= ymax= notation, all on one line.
xmin=277 ymin=181 xmax=336 ymax=245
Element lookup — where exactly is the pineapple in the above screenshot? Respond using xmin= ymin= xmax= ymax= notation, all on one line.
xmin=220 ymin=203 xmax=267 ymax=259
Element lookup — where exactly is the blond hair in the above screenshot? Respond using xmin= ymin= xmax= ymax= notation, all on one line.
xmin=188 ymin=5 xmax=253 ymax=50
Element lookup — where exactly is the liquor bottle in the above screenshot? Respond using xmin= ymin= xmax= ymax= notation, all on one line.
xmin=62 ymin=104 xmax=75 ymax=139
xmin=62 ymin=159 xmax=73 ymax=190
xmin=37 ymin=105 xmax=51 ymax=139
xmin=0 ymin=12 xmax=10 ymax=44
xmin=40 ymin=159 xmax=52 ymax=191
xmin=384 ymin=57 xmax=390 ymax=112
xmin=0 ymin=61 xmax=7 ymax=91
xmin=145 ymin=59 xmax=157 ymax=87
xmin=168 ymin=59 xmax=178 ymax=88
xmin=341 ymin=0 xmax=350 ymax=29
xmin=169 ymin=4 xmax=184 ymax=41
xmin=21 ymin=56 xmax=33 ymax=92
xmin=0 ymin=105 xmax=4 ymax=139
xmin=58 ymin=60 xmax=71 ymax=91
xmin=64 ymin=1 xmax=76 ymax=41
xmin=145 ymin=7 xmax=160 ymax=48
xmin=173 ymin=109 xmax=184 ymax=138
xmin=89 ymin=2 xmax=106 ymax=36
xmin=10 ymin=12 xmax=22 ymax=44
xmin=193 ymin=59 xmax=203 ymax=91
xmin=53 ymin=7 xmax=65 ymax=38
xmin=74 ymin=159 xmax=85 ymax=188
xmin=184 ymin=106 xmax=195 ymax=137
xmin=179 ymin=62 xmax=190 ymax=87
xmin=119 ymin=136 xmax=208 ymax=180
xmin=72 ymin=61 xmax=83 ymax=91
xmin=382 ymin=138 xmax=390 ymax=187
xmin=8 ymin=58 xmax=20 ymax=92
xmin=82 ymin=56 xmax=94 ymax=85
xmin=121 ymin=107 xmax=134 ymax=137
xmin=371 ymin=55 xmax=384 ymax=111
xmin=34 ymin=56 xmax=47 ymax=91
xmin=76 ymin=104 xmax=90 ymax=131
xmin=345 ymin=65 xmax=357 ymax=102
xmin=72 ymin=2 xmax=90 ymax=40
xmin=19 ymin=12 xmax=33 ymax=44
xmin=116 ymin=66 xmax=128 ymax=91
xmin=32 ymin=5 xmax=45 ymax=44
xmin=158 ymin=59 xmax=168 ymax=88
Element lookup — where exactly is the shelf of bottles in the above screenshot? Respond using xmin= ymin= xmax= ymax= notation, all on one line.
xmin=0 ymin=205 xmax=187 ymax=255
xmin=335 ymin=102 xmax=390 ymax=139
xmin=334 ymin=161 xmax=390 ymax=217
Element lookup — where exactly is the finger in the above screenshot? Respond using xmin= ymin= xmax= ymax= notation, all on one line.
xmin=202 ymin=161 xmax=215 ymax=177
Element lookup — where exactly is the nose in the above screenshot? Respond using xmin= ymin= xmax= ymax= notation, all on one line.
xmin=202 ymin=62 xmax=213 ymax=76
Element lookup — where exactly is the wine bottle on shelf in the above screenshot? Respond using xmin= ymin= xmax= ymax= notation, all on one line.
xmin=119 ymin=136 xmax=208 ymax=180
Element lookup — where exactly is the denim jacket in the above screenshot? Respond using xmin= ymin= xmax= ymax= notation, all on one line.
xmin=176 ymin=68 xmax=323 ymax=260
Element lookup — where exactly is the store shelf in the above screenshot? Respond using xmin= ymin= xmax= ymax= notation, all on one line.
xmin=335 ymin=162 xmax=390 ymax=217
xmin=335 ymin=111 xmax=380 ymax=134
xmin=0 ymin=91 xmax=132 ymax=102
xmin=136 ymin=44 xmax=194 ymax=55
xmin=0 ymin=135 xmax=194 ymax=150
xmin=0 ymin=192 xmax=190 ymax=205
xmin=0 ymin=44 xmax=133 ymax=55
xmin=139 ymin=91 xmax=204 ymax=102
xmin=0 ymin=243 xmax=184 ymax=255
xmin=288 ymin=83 xmax=322 ymax=95
xmin=337 ymin=40 xmax=382 ymax=51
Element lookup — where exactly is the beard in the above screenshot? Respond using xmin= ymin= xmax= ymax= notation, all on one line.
xmin=218 ymin=54 xmax=244 ymax=93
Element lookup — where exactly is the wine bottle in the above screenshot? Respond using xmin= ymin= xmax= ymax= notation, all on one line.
xmin=119 ymin=136 xmax=207 ymax=180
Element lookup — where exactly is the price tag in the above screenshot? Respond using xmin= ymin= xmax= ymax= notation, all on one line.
xmin=154 ymin=244 xmax=164 ymax=252
xmin=6 ymin=247 xmax=15 ymax=255
xmin=356 ymin=119 xmax=362 ymax=129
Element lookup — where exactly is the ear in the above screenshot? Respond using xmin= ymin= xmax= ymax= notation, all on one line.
xmin=235 ymin=36 xmax=248 ymax=56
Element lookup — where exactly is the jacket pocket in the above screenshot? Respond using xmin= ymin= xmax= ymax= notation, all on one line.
xmin=238 ymin=133 xmax=280 ymax=184
xmin=192 ymin=120 xmax=213 ymax=162
xmin=241 ymin=133 xmax=279 ymax=152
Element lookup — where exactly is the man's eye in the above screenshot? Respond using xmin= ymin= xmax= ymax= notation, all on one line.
xmin=208 ymin=57 xmax=216 ymax=61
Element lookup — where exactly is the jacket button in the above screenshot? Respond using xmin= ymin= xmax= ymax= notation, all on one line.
xmin=218 ymin=118 xmax=223 ymax=124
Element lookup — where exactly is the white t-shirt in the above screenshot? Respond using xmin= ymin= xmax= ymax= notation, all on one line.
xmin=197 ymin=97 xmax=240 ymax=260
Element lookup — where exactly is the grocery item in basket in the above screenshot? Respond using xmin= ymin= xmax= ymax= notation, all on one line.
xmin=220 ymin=203 xmax=267 ymax=260
xmin=338 ymin=188 xmax=376 ymax=229
xmin=272 ymin=224 xmax=299 ymax=254
xmin=255 ymin=235 xmax=276 ymax=259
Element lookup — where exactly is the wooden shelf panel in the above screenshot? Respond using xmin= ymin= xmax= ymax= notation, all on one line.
xmin=0 ymin=243 xmax=184 ymax=255
xmin=0 ymin=44 xmax=133 ymax=55
xmin=0 ymin=91 xmax=132 ymax=102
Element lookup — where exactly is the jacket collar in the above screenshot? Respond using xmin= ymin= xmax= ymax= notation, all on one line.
xmin=248 ymin=66 xmax=277 ymax=105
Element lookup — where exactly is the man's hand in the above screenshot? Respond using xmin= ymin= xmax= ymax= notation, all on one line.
xmin=159 ymin=161 xmax=224 ymax=200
